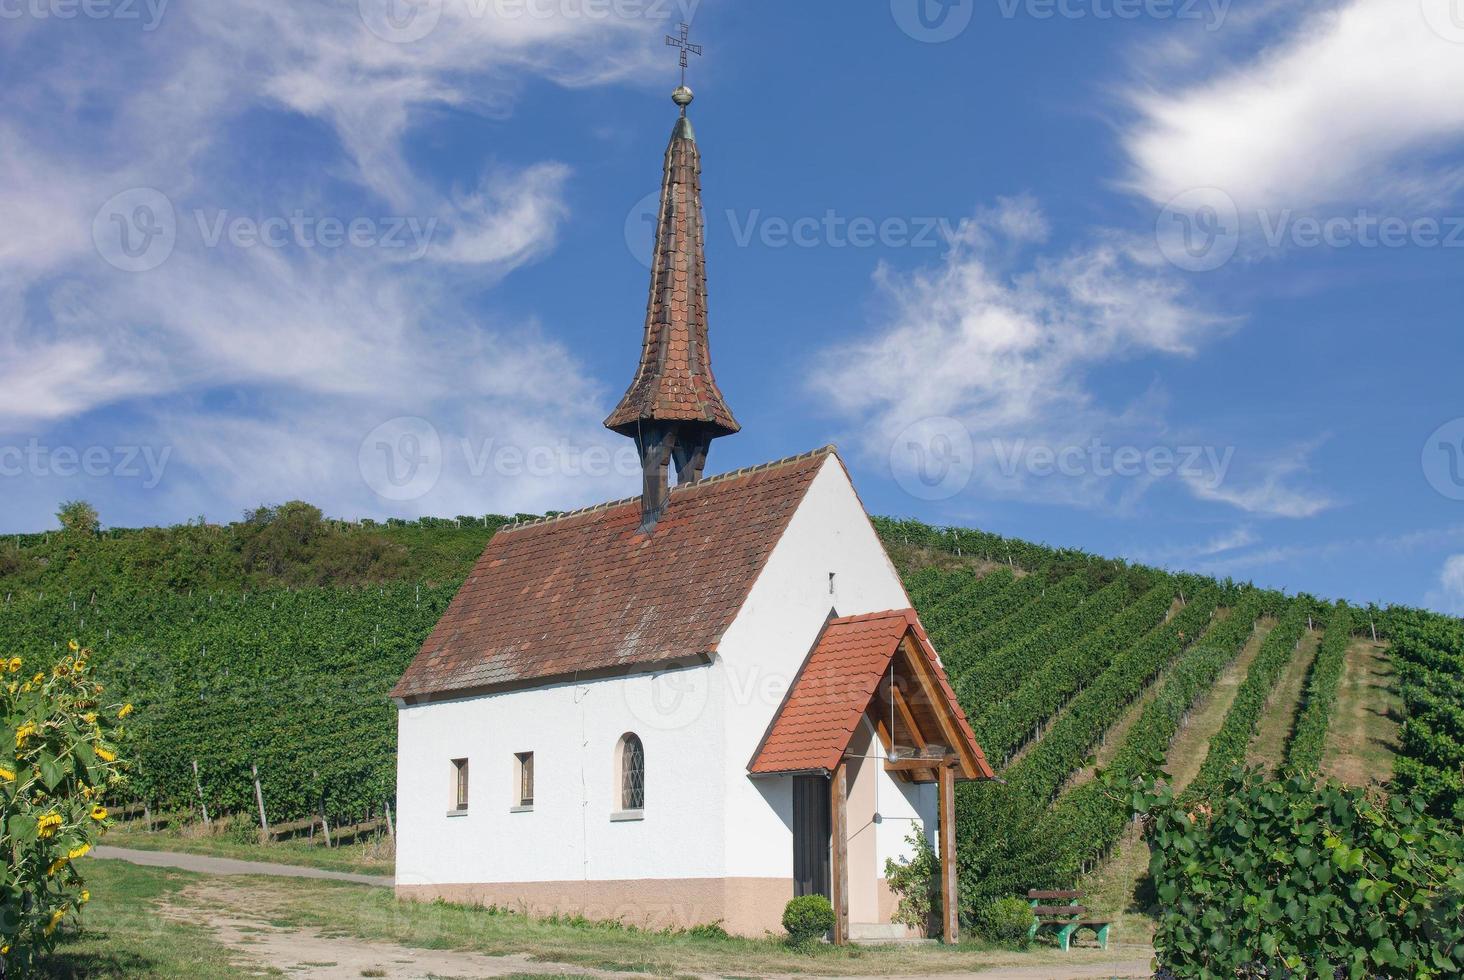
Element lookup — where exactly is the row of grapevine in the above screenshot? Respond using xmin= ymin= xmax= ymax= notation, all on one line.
xmin=1392 ymin=616 xmax=1464 ymax=820
xmin=919 ymin=570 xmax=1023 ymax=643
xmin=0 ymin=584 xmax=455 ymax=824
xmin=1035 ymin=592 xmax=1269 ymax=881
xmin=970 ymin=582 xmax=1177 ymax=765
xmin=953 ymin=573 xmax=1144 ymax=708
xmin=926 ymin=573 xmax=1047 ymax=649
xmin=1187 ymin=601 xmax=1315 ymax=798
xmin=951 ymin=593 xmax=1221 ymax=908
xmin=1284 ymin=603 xmax=1355 ymax=774
xmin=939 ymin=575 xmax=1094 ymax=676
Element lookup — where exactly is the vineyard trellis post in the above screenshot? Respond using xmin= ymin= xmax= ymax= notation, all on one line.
xmin=252 ymin=763 xmax=270 ymax=839
xmin=384 ymin=799 xmax=395 ymax=840
xmin=192 ymin=759 xmax=211 ymax=827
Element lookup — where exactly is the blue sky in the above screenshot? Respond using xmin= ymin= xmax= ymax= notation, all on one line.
xmin=3 ymin=0 xmax=1464 ymax=613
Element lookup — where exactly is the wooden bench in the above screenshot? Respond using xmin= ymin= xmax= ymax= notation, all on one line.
xmin=1027 ymin=890 xmax=1111 ymax=951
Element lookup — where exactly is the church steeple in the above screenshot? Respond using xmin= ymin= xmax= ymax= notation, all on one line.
xmin=606 ymin=76 xmax=740 ymax=532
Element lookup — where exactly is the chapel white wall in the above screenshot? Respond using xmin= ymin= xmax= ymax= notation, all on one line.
xmin=717 ymin=455 xmax=937 ymax=880
xmin=395 ymin=664 xmax=727 ymax=890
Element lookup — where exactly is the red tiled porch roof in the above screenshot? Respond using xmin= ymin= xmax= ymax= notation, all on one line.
xmin=748 ymin=609 xmax=993 ymax=781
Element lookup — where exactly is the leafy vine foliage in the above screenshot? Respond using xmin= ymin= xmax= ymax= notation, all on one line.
xmin=1390 ymin=613 xmax=1464 ymax=821
xmin=1133 ymin=768 xmax=1464 ymax=979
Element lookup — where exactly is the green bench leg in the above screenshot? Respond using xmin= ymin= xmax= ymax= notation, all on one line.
xmin=1057 ymin=923 xmax=1077 ymax=952
xmin=1095 ymin=924 xmax=1110 ymax=950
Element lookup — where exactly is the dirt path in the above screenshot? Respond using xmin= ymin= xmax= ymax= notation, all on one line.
xmin=1248 ymin=628 xmax=1321 ymax=773
xmin=1323 ymin=638 xmax=1399 ymax=785
xmin=92 ymin=845 xmax=393 ymax=887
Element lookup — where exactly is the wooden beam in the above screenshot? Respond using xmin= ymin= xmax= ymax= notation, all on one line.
xmin=890 ymin=683 xmax=928 ymax=750
xmin=830 ymin=762 xmax=850 ymax=946
xmin=901 ymin=636 xmax=982 ymax=780
xmin=938 ymin=761 xmax=958 ymax=945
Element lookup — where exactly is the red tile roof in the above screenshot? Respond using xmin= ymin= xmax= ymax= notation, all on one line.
xmin=748 ymin=609 xmax=993 ymax=780
xmin=390 ymin=447 xmax=836 ymax=701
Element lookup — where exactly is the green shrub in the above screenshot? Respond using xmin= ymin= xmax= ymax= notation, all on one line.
xmin=687 ymin=921 xmax=729 ymax=940
xmin=975 ymin=897 xmax=1033 ymax=948
xmin=884 ymin=828 xmax=938 ymax=932
xmin=782 ymin=894 xmax=834 ymax=947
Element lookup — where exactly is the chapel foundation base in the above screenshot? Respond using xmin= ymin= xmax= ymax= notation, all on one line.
xmin=397 ymin=877 xmax=796 ymax=938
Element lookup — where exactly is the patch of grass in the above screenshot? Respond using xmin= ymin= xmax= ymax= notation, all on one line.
xmin=222 ymin=870 xmax=1137 ymax=976
xmin=38 ymin=861 xmax=260 ymax=978
xmin=105 ymin=822 xmax=394 ymax=876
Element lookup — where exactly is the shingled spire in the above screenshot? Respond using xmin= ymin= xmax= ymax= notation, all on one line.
xmin=607 ymin=82 xmax=740 ymax=532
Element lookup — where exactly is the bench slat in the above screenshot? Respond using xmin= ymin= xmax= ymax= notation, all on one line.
xmin=1028 ymin=889 xmax=1082 ymax=899
xmin=1033 ymin=905 xmax=1087 ymax=917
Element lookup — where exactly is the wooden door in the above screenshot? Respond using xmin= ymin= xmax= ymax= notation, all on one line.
xmin=792 ymin=775 xmax=831 ymax=898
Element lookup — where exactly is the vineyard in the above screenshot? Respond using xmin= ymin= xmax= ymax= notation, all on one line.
xmin=0 ymin=508 xmax=1457 ymax=922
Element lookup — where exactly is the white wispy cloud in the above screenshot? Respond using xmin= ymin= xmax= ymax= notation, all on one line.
xmin=0 ymin=1 xmax=674 ymax=520
xmin=810 ymin=197 xmax=1235 ymax=510
xmin=1425 ymin=554 xmax=1464 ymax=616
xmin=1124 ymin=0 xmax=1464 ymax=213
xmin=1182 ymin=441 xmax=1336 ymax=519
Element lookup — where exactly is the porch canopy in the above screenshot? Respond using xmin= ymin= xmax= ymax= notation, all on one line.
xmin=748 ymin=608 xmax=994 ymax=944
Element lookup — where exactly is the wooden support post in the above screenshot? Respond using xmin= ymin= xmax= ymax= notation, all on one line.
xmin=252 ymin=763 xmax=270 ymax=839
xmin=384 ymin=799 xmax=395 ymax=840
xmin=830 ymin=762 xmax=850 ymax=946
xmin=192 ymin=760 xmax=211 ymax=828
xmin=938 ymin=761 xmax=958 ymax=945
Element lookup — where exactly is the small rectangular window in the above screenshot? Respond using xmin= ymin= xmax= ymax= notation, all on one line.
xmin=515 ymin=752 xmax=534 ymax=808
xmin=451 ymin=758 xmax=469 ymax=812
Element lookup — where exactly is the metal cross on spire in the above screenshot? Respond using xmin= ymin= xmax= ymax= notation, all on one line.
xmin=665 ymin=22 xmax=702 ymax=88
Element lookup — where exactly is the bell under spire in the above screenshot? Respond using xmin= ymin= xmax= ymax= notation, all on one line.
xmin=606 ymin=83 xmax=739 ymax=531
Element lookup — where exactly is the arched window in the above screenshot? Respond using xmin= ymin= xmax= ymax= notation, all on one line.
xmin=618 ymin=733 xmax=645 ymax=812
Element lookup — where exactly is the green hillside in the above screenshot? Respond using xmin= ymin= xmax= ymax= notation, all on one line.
xmin=0 ymin=504 xmax=1457 ymax=915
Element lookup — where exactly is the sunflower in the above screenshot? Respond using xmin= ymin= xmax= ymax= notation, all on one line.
xmin=90 ymin=806 xmax=108 ymax=822
xmin=94 ymin=745 xmax=116 ymax=763
xmin=118 ymin=703 xmax=134 ymax=719
xmin=37 ymin=812 xmax=62 ymax=838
